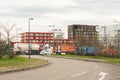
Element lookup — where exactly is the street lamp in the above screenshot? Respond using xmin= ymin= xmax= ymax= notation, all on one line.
xmin=28 ymin=18 xmax=33 ymax=59
xmin=114 ymin=20 xmax=120 ymax=58
xmin=49 ymin=25 xmax=55 ymax=53
xmin=102 ymin=26 xmax=108 ymax=57
xmin=16 ymin=27 xmax=21 ymax=48
xmin=49 ymin=25 xmax=55 ymax=38
xmin=16 ymin=28 xmax=21 ymax=42
xmin=49 ymin=25 xmax=55 ymax=42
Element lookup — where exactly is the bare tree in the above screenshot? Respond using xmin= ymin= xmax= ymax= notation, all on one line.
xmin=0 ymin=23 xmax=16 ymax=58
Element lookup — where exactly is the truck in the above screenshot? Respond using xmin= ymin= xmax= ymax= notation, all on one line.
xmin=13 ymin=43 xmax=40 ymax=55
xmin=103 ymin=48 xmax=116 ymax=57
xmin=77 ymin=46 xmax=95 ymax=56
xmin=40 ymin=44 xmax=53 ymax=55
xmin=103 ymin=48 xmax=115 ymax=54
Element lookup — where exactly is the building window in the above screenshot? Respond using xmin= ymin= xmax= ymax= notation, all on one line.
xmin=36 ymin=34 xmax=39 ymax=36
xmin=70 ymin=32 xmax=73 ymax=34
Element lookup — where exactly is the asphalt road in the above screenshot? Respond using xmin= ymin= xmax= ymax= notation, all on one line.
xmin=0 ymin=55 xmax=120 ymax=80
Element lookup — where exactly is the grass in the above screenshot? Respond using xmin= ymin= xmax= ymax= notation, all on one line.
xmin=0 ymin=56 xmax=48 ymax=72
xmin=52 ymin=54 xmax=120 ymax=64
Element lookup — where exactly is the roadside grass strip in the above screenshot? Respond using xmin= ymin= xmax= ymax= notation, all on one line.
xmin=0 ymin=56 xmax=48 ymax=73
xmin=52 ymin=54 xmax=120 ymax=65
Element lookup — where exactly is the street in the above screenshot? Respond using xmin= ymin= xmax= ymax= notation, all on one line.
xmin=0 ymin=55 xmax=120 ymax=80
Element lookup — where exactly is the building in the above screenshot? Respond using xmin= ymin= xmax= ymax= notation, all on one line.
xmin=51 ymin=29 xmax=64 ymax=39
xmin=115 ymin=29 xmax=120 ymax=49
xmin=68 ymin=24 xmax=98 ymax=47
xmin=21 ymin=32 xmax=54 ymax=45
xmin=21 ymin=32 xmax=75 ymax=46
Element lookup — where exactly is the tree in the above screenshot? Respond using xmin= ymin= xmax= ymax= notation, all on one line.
xmin=0 ymin=23 xmax=16 ymax=58
xmin=0 ymin=40 xmax=6 ymax=58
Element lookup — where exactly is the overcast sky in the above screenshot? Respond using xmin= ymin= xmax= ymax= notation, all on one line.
xmin=0 ymin=0 xmax=120 ymax=38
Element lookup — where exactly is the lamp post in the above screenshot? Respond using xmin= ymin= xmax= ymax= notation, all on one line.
xmin=28 ymin=18 xmax=33 ymax=59
xmin=49 ymin=25 xmax=55 ymax=41
xmin=16 ymin=27 xmax=21 ymax=48
xmin=114 ymin=20 xmax=120 ymax=58
xmin=17 ymin=28 xmax=22 ymax=41
xmin=49 ymin=25 xmax=55 ymax=53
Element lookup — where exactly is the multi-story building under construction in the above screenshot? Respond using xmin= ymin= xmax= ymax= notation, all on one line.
xmin=68 ymin=24 xmax=98 ymax=47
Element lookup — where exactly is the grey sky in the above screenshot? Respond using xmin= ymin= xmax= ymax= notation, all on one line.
xmin=0 ymin=0 xmax=120 ymax=38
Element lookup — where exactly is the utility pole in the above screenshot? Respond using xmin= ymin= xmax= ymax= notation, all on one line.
xmin=16 ymin=28 xmax=21 ymax=42
xmin=114 ymin=20 xmax=120 ymax=58
xmin=103 ymin=26 xmax=107 ymax=56
xmin=16 ymin=28 xmax=21 ymax=50
xmin=28 ymin=18 xmax=33 ymax=59
xmin=115 ymin=29 xmax=120 ymax=58
xmin=49 ymin=25 xmax=55 ymax=53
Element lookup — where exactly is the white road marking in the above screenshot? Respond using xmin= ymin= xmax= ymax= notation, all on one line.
xmin=71 ymin=71 xmax=87 ymax=77
xmin=98 ymin=72 xmax=108 ymax=80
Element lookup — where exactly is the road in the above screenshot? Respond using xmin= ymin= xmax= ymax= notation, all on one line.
xmin=0 ymin=55 xmax=120 ymax=80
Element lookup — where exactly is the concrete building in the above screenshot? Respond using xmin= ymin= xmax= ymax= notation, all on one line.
xmin=68 ymin=24 xmax=98 ymax=47
xmin=20 ymin=32 xmax=74 ymax=46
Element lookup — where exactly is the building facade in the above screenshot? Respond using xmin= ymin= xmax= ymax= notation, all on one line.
xmin=21 ymin=32 xmax=75 ymax=46
xmin=68 ymin=24 xmax=98 ymax=47
xmin=51 ymin=29 xmax=64 ymax=39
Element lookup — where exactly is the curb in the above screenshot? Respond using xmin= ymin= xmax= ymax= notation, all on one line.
xmin=44 ymin=55 xmax=120 ymax=66
xmin=0 ymin=61 xmax=51 ymax=74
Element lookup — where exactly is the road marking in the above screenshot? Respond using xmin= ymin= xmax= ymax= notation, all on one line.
xmin=98 ymin=72 xmax=108 ymax=80
xmin=71 ymin=71 xmax=87 ymax=77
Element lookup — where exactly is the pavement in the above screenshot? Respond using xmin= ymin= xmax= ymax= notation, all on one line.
xmin=0 ymin=54 xmax=119 ymax=74
xmin=44 ymin=55 xmax=120 ymax=65
xmin=0 ymin=55 xmax=120 ymax=80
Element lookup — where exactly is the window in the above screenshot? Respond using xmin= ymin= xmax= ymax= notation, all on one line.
xmin=74 ymin=25 xmax=78 ymax=29
xmin=71 ymin=32 xmax=73 ymax=34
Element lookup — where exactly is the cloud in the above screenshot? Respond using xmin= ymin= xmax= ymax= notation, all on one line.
xmin=71 ymin=0 xmax=120 ymax=14
xmin=0 ymin=0 xmax=74 ymax=18
xmin=0 ymin=0 xmax=119 ymax=39
xmin=0 ymin=0 xmax=120 ymax=29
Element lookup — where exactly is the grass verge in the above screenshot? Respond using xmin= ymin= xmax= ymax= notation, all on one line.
xmin=0 ymin=56 xmax=48 ymax=73
xmin=52 ymin=54 xmax=120 ymax=65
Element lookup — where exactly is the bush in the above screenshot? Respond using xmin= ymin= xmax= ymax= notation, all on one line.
xmin=0 ymin=41 xmax=6 ymax=58
xmin=0 ymin=55 xmax=2 ymax=58
xmin=3 ymin=43 xmax=16 ymax=59
xmin=8 ymin=46 xmax=16 ymax=59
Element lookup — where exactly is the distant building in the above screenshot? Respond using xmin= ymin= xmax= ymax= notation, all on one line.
xmin=51 ymin=29 xmax=64 ymax=39
xmin=0 ymin=32 xmax=1 ymax=40
xmin=20 ymin=32 xmax=74 ymax=46
xmin=114 ymin=29 xmax=120 ymax=49
xmin=21 ymin=32 xmax=54 ymax=45
xmin=68 ymin=24 xmax=98 ymax=47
